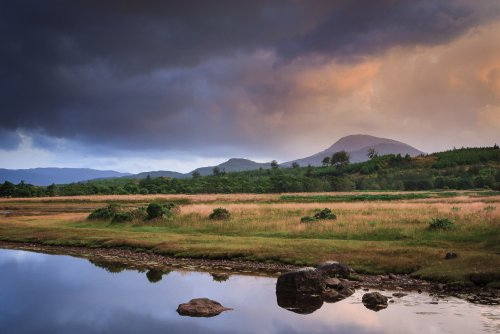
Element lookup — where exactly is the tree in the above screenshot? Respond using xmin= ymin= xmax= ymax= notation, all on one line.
xmin=331 ymin=151 xmax=350 ymax=167
xmin=291 ymin=162 xmax=300 ymax=169
xmin=305 ymin=164 xmax=313 ymax=177
xmin=0 ymin=181 xmax=16 ymax=197
xmin=192 ymin=170 xmax=201 ymax=178
xmin=367 ymin=147 xmax=378 ymax=159
xmin=322 ymin=156 xmax=331 ymax=167
xmin=271 ymin=160 xmax=279 ymax=169
xmin=212 ymin=166 xmax=222 ymax=176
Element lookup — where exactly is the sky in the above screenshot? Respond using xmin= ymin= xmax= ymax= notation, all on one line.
xmin=1 ymin=0 xmax=500 ymax=173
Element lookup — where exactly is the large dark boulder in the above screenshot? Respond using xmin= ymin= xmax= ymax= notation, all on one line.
xmin=276 ymin=267 xmax=325 ymax=314
xmin=176 ymin=298 xmax=232 ymax=317
xmin=317 ymin=261 xmax=353 ymax=279
xmin=276 ymin=291 xmax=324 ymax=314
xmin=276 ymin=267 xmax=325 ymax=295
xmin=362 ymin=292 xmax=388 ymax=311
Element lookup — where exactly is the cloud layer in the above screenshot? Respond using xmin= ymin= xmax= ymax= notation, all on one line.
xmin=1 ymin=0 xmax=499 ymax=170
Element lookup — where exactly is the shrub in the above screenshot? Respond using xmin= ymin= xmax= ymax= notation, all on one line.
xmin=313 ymin=208 xmax=337 ymax=220
xmin=111 ymin=212 xmax=133 ymax=223
xmin=301 ymin=208 xmax=337 ymax=223
xmin=429 ymin=218 xmax=454 ymax=230
xmin=131 ymin=207 xmax=148 ymax=220
xmin=88 ymin=204 xmax=120 ymax=220
xmin=162 ymin=202 xmax=180 ymax=215
xmin=209 ymin=207 xmax=231 ymax=220
xmin=300 ymin=216 xmax=317 ymax=223
xmin=146 ymin=202 xmax=174 ymax=220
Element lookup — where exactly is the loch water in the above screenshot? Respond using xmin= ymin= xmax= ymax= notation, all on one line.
xmin=0 ymin=248 xmax=498 ymax=334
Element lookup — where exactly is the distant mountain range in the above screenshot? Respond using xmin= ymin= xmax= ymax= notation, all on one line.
xmin=0 ymin=168 xmax=131 ymax=186
xmin=0 ymin=134 xmax=424 ymax=185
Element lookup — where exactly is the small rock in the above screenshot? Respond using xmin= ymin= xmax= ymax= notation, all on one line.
xmin=445 ymin=252 xmax=458 ymax=260
xmin=177 ymin=298 xmax=232 ymax=317
xmin=323 ymin=284 xmax=354 ymax=302
xmin=362 ymin=292 xmax=389 ymax=311
xmin=324 ymin=277 xmax=342 ymax=289
xmin=392 ymin=292 xmax=408 ymax=298
xmin=388 ymin=274 xmax=397 ymax=280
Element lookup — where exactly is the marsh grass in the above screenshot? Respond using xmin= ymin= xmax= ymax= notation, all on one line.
xmin=0 ymin=192 xmax=499 ymax=283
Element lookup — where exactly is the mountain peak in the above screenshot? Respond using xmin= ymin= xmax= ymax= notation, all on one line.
xmin=327 ymin=134 xmax=402 ymax=152
xmin=284 ymin=134 xmax=424 ymax=166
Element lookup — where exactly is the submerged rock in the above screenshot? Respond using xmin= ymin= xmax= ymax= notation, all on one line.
xmin=362 ymin=292 xmax=389 ymax=311
xmin=276 ymin=267 xmax=324 ymax=294
xmin=317 ymin=261 xmax=352 ymax=279
xmin=176 ymin=298 xmax=232 ymax=317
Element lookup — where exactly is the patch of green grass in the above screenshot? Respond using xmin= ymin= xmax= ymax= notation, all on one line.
xmin=281 ymin=193 xmax=434 ymax=202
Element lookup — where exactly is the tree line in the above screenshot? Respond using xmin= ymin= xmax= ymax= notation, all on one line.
xmin=1 ymin=146 xmax=499 ymax=197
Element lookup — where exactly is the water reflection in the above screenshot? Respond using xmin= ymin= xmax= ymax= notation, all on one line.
xmin=146 ymin=269 xmax=171 ymax=283
xmin=0 ymin=248 xmax=498 ymax=334
xmin=276 ymin=291 xmax=323 ymax=314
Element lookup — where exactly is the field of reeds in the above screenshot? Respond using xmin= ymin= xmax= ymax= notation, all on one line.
xmin=0 ymin=190 xmax=499 ymax=286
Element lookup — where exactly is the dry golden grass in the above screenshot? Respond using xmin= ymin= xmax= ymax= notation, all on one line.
xmin=0 ymin=192 xmax=499 ymax=284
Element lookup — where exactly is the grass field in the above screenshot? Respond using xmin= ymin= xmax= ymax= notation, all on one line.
xmin=0 ymin=190 xmax=499 ymax=286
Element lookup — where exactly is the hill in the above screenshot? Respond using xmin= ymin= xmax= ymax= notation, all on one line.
xmin=190 ymin=158 xmax=271 ymax=176
xmin=0 ymin=168 xmax=130 ymax=186
xmin=283 ymin=134 xmax=424 ymax=166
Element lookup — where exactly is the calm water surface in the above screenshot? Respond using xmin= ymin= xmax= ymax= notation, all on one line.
xmin=0 ymin=249 xmax=498 ymax=334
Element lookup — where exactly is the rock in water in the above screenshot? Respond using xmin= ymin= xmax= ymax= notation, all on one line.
xmin=276 ymin=267 xmax=325 ymax=294
xmin=276 ymin=268 xmax=325 ymax=314
xmin=392 ymin=292 xmax=408 ymax=298
xmin=176 ymin=298 xmax=232 ymax=317
xmin=322 ymin=279 xmax=355 ymax=303
xmin=362 ymin=292 xmax=389 ymax=311
xmin=317 ymin=261 xmax=352 ymax=279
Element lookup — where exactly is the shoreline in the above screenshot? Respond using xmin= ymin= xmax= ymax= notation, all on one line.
xmin=1 ymin=240 xmax=498 ymax=305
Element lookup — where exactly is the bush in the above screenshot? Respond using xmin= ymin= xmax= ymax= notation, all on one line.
xmin=300 ymin=216 xmax=317 ymax=223
xmin=313 ymin=208 xmax=337 ymax=220
xmin=429 ymin=218 xmax=454 ymax=230
xmin=146 ymin=202 xmax=174 ymax=220
xmin=301 ymin=208 xmax=337 ymax=223
xmin=87 ymin=202 xmax=179 ymax=223
xmin=131 ymin=207 xmax=148 ymax=220
xmin=162 ymin=202 xmax=181 ymax=215
xmin=111 ymin=212 xmax=133 ymax=223
xmin=209 ymin=207 xmax=231 ymax=220
xmin=88 ymin=204 xmax=120 ymax=220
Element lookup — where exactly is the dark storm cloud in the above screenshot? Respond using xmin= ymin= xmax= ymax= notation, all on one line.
xmin=0 ymin=129 xmax=22 ymax=150
xmin=0 ymin=0 xmax=497 ymax=153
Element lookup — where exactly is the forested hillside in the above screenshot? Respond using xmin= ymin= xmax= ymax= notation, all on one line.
xmin=1 ymin=147 xmax=499 ymax=197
